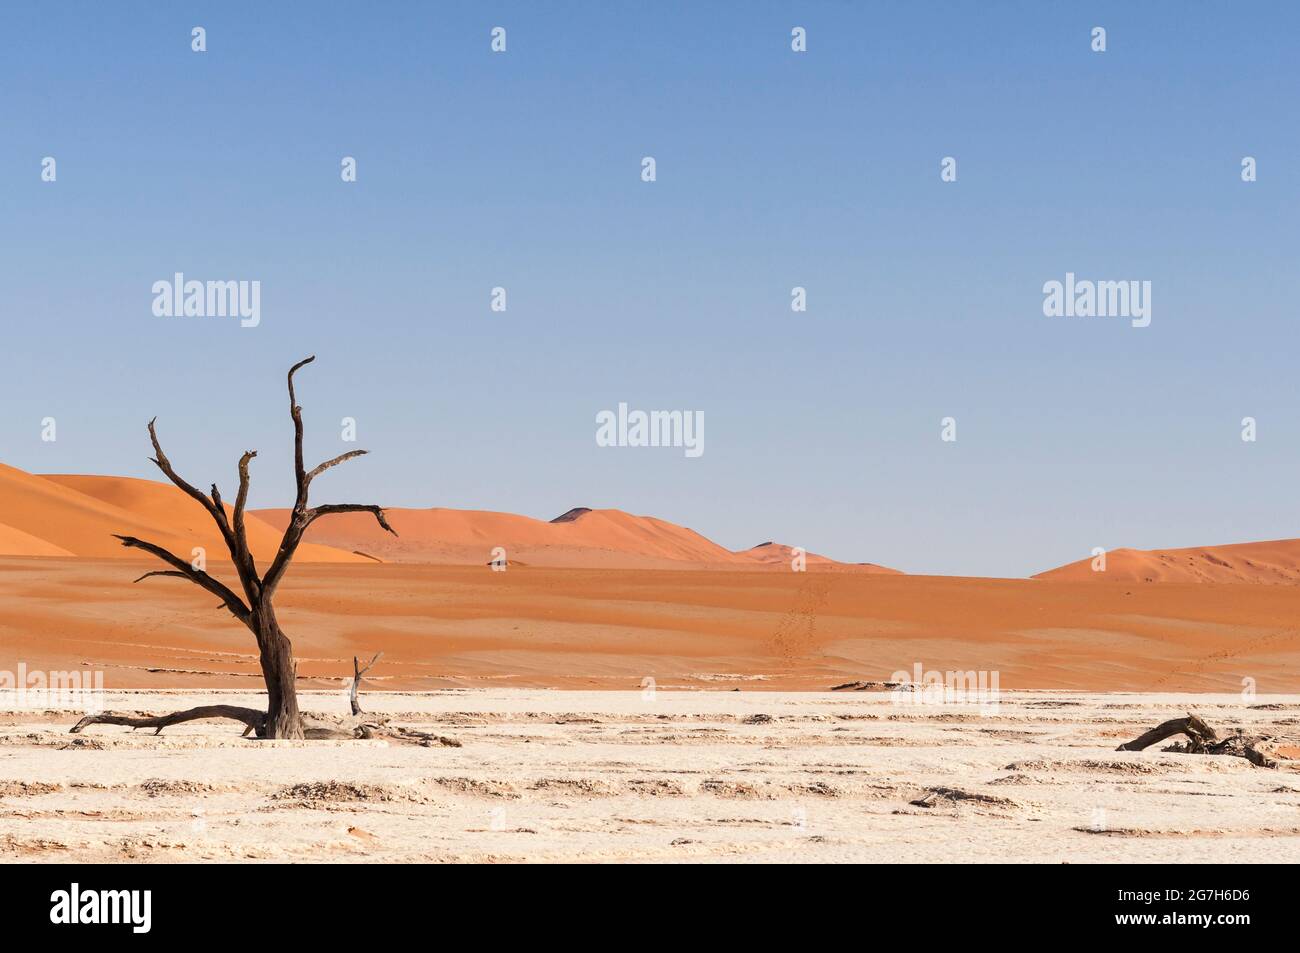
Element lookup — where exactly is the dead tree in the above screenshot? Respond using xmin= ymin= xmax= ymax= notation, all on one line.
xmin=70 ymin=356 xmax=395 ymax=739
xmin=1117 ymin=713 xmax=1279 ymax=768
xmin=1117 ymin=714 xmax=1218 ymax=753
xmin=350 ymin=652 xmax=383 ymax=715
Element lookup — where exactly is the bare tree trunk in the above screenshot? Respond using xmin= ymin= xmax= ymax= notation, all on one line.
xmin=255 ymin=605 xmax=303 ymax=739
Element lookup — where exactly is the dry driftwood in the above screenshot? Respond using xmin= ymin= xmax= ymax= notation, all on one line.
xmin=73 ymin=357 xmax=397 ymax=739
xmin=1117 ymin=713 xmax=1277 ymax=768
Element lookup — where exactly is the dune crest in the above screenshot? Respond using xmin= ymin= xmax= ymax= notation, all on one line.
xmin=0 ymin=462 xmax=899 ymax=571
xmin=253 ymin=504 xmax=904 ymax=572
xmin=0 ymin=465 xmax=365 ymax=563
xmin=252 ymin=504 xmax=900 ymax=571
xmin=254 ymin=505 xmax=748 ymax=569
xmin=737 ymin=541 xmax=902 ymax=574
xmin=1034 ymin=538 xmax=1300 ymax=584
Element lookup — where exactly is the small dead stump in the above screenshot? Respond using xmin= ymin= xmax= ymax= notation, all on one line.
xmin=1117 ymin=713 xmax=1277 ymax=769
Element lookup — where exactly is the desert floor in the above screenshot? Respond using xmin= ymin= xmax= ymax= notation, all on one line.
xmin=5 ymin=556 xmax=1299 ymax=862
xmin=3 ymin=558 xmax=1299 ymax=693
xmin=1 ymin=688 xmax=1298 ymax=863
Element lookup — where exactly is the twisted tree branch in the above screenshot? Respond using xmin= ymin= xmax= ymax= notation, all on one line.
xmin=147 ymin=417 xmax=218 ymax=519
xmin=132 ymin=570 xmax=190 ymax=584
xmin=306 ymin=503 xmax=397 ymax=535
xmin=262 ymin=357 xmax=395 ymax=598
xmin=231 ymin=450 xmax=260 ymax=598
xmin=306 ymin=449 xmax=367 ymax=484
xmin=147 ymin=417 xmax=243 ymax=578
xmin=287 ymin=355 xmax=315 ymax=507
xmin=114 ymin=535 xmax=251 ymax=626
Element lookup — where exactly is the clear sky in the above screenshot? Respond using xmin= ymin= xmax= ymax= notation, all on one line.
xmin=3 ymin=2 xmax=1297 ymax=577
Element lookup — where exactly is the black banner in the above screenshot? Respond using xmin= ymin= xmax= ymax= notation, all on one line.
xmin=0 ymin=864 xmax=1275 ymax=938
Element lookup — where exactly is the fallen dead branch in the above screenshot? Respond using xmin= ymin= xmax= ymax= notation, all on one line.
xmin=359 ymin=722 xmax=462 ymax=747
xmin=70 ymin=706 xmax=264 ymax=736
xmin=1117 ymin=714 xmax=1217 ymax=752
xmin=70 ymin=709 xmax=462 ymax=747
xmin=909 ymin=786 xmax=1016 ymax=809
xmin=70 ymin=651 xmax=461 ymax=747
xmin=1117 ymin=713 xmax=1277 ymax=769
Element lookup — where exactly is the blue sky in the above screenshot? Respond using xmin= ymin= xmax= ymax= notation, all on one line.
xmin=2 ymin=2 xmax=1297 ymax=576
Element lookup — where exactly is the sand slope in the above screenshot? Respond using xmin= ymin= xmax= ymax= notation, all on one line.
xmin=1036 ymin=538 xmax=1300 ymax=584
xmin=0 ymin=521 xmax=74 ymax=558
xmin=252 ymin=505 xmax=736 ymax=568
xmin=737 ymin=541 xmax=901 ymax=574
xmin=252 ymin=505 xmax=893 ymax=571
xmin=0 ymin=465 xmax=363 ymax=563
xmin=4 ymin=558 xmax=1298 ymax=693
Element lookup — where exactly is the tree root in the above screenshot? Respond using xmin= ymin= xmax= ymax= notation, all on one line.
xmin=68 ymin=647 xmax=461 ymax=747
xmin=71 ymin=706 xmax=266 ymax=736
xmin=372 ymin=724 xmax=462 ymax=748
xmin=69 ymin=707 xmax=461 ymax=747
xmin=304 ymin=713 xmax=462 ymax=746
xmin=1117 ymin=713 xmax=1278 ymax=768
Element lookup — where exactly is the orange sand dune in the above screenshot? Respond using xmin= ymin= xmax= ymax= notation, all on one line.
xmin=1035 ymin=538 xmax=1300 ymax=584
xmin=5 ymin=464 xmax=900 ymax=571
xmin=253 ymin=505 xmax=893 ymax=571
xmin=2 ymin=558 xmax=1297 ymax=693
xmin=737 ymin=541 xmax=902 ymax=574
xmin=0 ymin=520 xmax=75 ymax=557
xmin=254 ymin=504 xmax=750 ymax=568
xmin=0 ymin=465 xmax=364 ymax=563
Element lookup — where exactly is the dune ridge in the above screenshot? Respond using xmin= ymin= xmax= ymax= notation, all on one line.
xmin=251 ymin=505 xmax=897 ymax=571
xmin=737 ymin=541 xmax=901 ymax=574
xmin=13 ymin=462 xmax=1300 ymax=582
xmin=1034 ymin=538 xmax=1300 ymax=584
xmin=0 ymin=465 xmax=364 ymax=563
xmin=0 ymin=463 xmax=895 ymax=571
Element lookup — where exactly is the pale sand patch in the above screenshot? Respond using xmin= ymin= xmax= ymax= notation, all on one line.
xmin=1 ymin=689 xmax=1297 ymax=863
